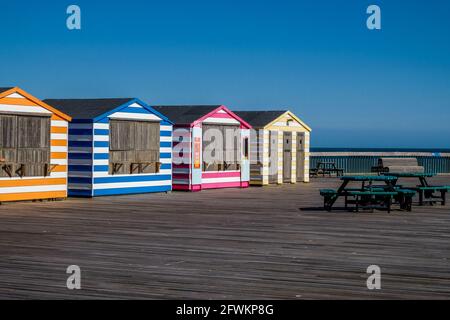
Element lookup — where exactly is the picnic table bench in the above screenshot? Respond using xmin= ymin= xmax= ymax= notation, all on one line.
xmin=320 ymin=175 xmax=416 ymax=212
xmin=383 ymin=172 xmax=450 ymax=206
xmin=310 ymin=162 xmax=344 ymax=178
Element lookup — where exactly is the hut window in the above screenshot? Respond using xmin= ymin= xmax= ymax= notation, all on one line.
xmin=203 ymin=124 xmax=240 ymax=171
xmin=109 ymin=120 xmax=160 ymax=175
xmin=243 ymin=137 xmax=249 ymax=160
xmin=0 ymin=114 xmax=50 ymax=177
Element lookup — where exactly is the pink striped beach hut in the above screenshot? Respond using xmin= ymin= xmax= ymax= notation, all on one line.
xmin=154 ymin=105 xmax=252 ymax=191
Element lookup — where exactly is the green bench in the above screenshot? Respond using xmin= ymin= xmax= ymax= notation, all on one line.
xmin=362 ymin=186 xmax=415 ymax=211
xmin=345 ymin=190 xmax=397 ymax=213
xmin=320 ymin=189 xmax=338 ymax=210
xmin=320 ymin=188 xmax=416 ymax=212
xmin=396 ymin=189 xmax=416 ymax=211
xmin=320 ymin=189 xmax=394 ymax=212
xmin=414 ymin=186 xmax=450 ymax=206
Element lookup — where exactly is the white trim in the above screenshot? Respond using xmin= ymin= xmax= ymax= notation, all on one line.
xmin=93 ymin=180 xmax=172 ymax=190
xmin=92 ymin=147 xmax=109 ymax=154
xmin=93 ymin=160 xmax=108 ymax=166
xmin=6 ymin=93 xmax=24 ymax=99
xmin=93 ymin=123 xmax=109 ymax=130
xmin=0 ymin=104 xmax=51 ymax=114
xmin=93 ymin=169 xmax=172 ymax=178
xmin=0 ymin=184 xmax=67 ymax=194
xmin=160 ymin=125 xmax=173 ymax=132
xmin=108 ymin=112 xmax=161 ymax=121
xmin=160 ymin=158 xmax=172 ymax=164
xmin=160 ymin=147 xmax=172 ymax=153
xmin=51 ymin=120 xmax=68 ymax=128
xmin=128 ymin=103 xmax=144 ymax=108
xmin=51 ymin=133 xmax=67 ymax=140
xmin=93 ymin=135 xmax=109 ymax=142
xmin=0 ymin=172 xmax=67 ymax=181
xmin=160 ymin=136 xmax=173 ymax=142
xmin=51 ymin=159 xmax=68 ymax=165
xmin=202 ymin=177 xmax=241 ymax=184
xmin=51 ymin=146 xmax=68 ymax=153
xmin=203 ymin=117 xmax=240 ymax=125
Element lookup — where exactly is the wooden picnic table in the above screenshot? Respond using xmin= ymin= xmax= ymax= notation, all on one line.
xmin=321 ymin=175 xmax=403 ymax=212
xmin=310 ymin=161 xmax=344 ymax=178
xmin=383 ymin=172 xmax=449 ymax=206
xmin=383 ymin=172 xmax=434 ymax=187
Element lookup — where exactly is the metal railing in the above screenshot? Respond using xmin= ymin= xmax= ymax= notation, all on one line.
xmin=310 ymin=154 xmax=450 ymax=175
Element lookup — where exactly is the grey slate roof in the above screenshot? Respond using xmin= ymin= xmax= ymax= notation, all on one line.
xmin=233 ymin=110 xmax=287 ymax=128
xmin=43 ymin=98 xmax=133 ymax=119
xmin=153 ymin=105 xmax=221 ymax=125
xmin=0 ymin=87 xmax=13 ymax=94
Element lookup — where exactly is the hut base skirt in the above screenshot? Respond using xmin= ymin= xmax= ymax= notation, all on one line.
xmin=173 ymin=181 xmax=249 ymax=192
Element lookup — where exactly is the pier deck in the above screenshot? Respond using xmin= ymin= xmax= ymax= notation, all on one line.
xmin=1 ymin=177 xmax=449 ymax=299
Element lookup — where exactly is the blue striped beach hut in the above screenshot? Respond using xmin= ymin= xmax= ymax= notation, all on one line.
xmin=43 ymin=98 xmax=173 ymax=197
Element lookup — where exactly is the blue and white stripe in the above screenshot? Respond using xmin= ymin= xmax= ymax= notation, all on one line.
xmin=67 ymin=101 xmax=173 ymax=197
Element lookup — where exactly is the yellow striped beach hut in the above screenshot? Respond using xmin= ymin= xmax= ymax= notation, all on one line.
xmin=235 ymin=110 xmax=311 ymax=185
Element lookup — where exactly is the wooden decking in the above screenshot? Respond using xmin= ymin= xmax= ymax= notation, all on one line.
xmin=1 ymin=177 xmax=450 ymax=299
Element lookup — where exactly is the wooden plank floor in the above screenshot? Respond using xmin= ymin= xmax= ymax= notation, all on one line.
xmin=0 ymin=177 xmax=449 ymax=299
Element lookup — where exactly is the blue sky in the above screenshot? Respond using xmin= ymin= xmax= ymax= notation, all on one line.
xmin=1 ymin=0 xmax=449 ymax=148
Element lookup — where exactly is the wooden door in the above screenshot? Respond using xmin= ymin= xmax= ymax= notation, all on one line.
xmin=268 ymin=131 xmax=278 ymax=184
xmin=296 ymin=132 xmax=305 ymax=182
xmin=283 ymin=132 xmax=292 ymax=183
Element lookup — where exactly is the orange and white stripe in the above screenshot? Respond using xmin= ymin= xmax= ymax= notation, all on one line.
xmin=0 ymin=87 xmax=71 ymax=202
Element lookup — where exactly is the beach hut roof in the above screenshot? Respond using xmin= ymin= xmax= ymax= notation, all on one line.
xmin=43 ymin=98 xmax=133 ymax=119
xmin=44 ymin=98 xmax=172 ymax=123
xmin=153 ymin=105 xmax=252 ymax=128
xmin=0 ymin=87 xmax=14 ymax=94
xmin=235 ymin=110 xmax=311 ymax=132
xmin=153 ymin=105 xmax=220 ymax=124
xmin=234 ymin=110 xmax=287 ymax=127
xmin=0 ymin=87 xmax=72 ymax=121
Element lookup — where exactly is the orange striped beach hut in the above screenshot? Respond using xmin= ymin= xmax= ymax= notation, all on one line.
xmin=0 ymin=87 xmax=71 ymax=203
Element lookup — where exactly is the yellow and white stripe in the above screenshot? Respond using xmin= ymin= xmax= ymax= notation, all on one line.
xmin=247 ymin=111 xmax=312 ymax=185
